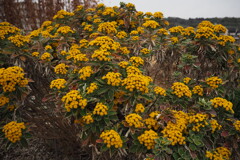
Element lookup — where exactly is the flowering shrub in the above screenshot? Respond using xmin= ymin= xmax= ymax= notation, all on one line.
xmin=0 ymin=2 xmax=240 ymax=160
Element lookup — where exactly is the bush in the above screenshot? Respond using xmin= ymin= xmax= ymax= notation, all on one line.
xmin=0 ymin=2 xmax=240 ymax=159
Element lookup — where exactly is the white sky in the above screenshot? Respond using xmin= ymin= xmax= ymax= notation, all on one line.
xmin=100 ymin=0 xmax=240 ymax=19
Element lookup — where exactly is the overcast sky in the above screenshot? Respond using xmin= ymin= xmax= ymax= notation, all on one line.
xmin=100 ymin=0 xmax=240 ymax=19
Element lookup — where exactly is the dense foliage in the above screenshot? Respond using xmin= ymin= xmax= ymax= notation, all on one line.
xmin=0 ymin=2 xmax=240 ymax=160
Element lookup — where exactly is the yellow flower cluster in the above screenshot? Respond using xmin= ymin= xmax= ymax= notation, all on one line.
xmin=210 ymin=97 xmax=234 ymax=113
xmin=154 ymin=86 xmax=166 ymax=96
xmin=56 ymin=26 xmax=74 ymax=34
xmin=97 ymin=21 xmax=117 ymax=34
xmin=130 ymin=30 xmax=138 ymax=35
xmin=83 ymin=25 xmax=93 ymax=32
xmin=140 ymin=48 xmax=150 ymax=55
xmin=119 ymin=47 xmax=130 ymax=54
xmin=0 ymin=96 xmax=9 ymax=106
xmin=157 ymin=28 xmax=168 ymax=35
xmin=50 ymin=79 xmax=66 ymax=90
xmin=125 ymin=113 xmax=144 ymax=128
xmin=233 ymin=120 xmax=240 ymax=132
xmin=53 ymin=10 xmax=74 ymax=19
xmin=79 ymin=66 xmax=94 ymax=80
xmin=192 ymin=85 xmax=203 ymax=96
xmin=228 ymin=49 xmax=234 ymax=55
xmin=188 ymin=113 xmax=208 ymax=132
xmin=168 ymin=26 xmax=184 ymax=34
xmin=79 ymin=39 xmax=89 ymax=48
xmin=122 ymin=74 xmax=152 ymax=93
xmin=100 ymin=130 xmax=123 ymax=148
xmin=197 ymin=21 xmax=214 ymax=29
xmin=129 ymin=56 xmax=144 ymax=67
xmin=118 ymin=61 xmax=129 ymax=68
xmin=73 ymin=53 xmax=89 ymax=63
xmin=149 ymin=111 xmax=161 ymax=118
xmin=142 ymin=20 xmax=159 ymax=29
xmin=89 ymin=36 xmax=120 ymax=51
xmin=210 ymin=119 xmax=222 ymax=133
xmin=31 ymin=52 xmax=39 ymax=57
xmin=170 ymin=37 xmax=178 ymax=44
xmin=82 ymin=114 xmax=94 ymax=124
xmin=195 ymin=27 xmax=216 ymax=39
xmin=144 ymin=118 xmax=160 ymax=130
xmin=0 ymin=22 xmax=20 ymax=39
xmin=171 ymin=82 xmax=192 ymax=98
xmin=126 ymin=66 xmax=142 ymax=75
xmin=92 ymin=49 xmax=111 ymax=61
xmin=102 ymin=7 xmax=118 ymax=17
xmin=2 ymin=121 xmax=26 ymax=143
xmin=183 ymin=77 xmax=191 ymax=84
xmin=206 ymin=76 xmax=222 ymax=89
xmin=217 ymin=35 xmax=235 ymax=46
xmin=61 ymin=90 xmax=87 ymax=112
xmin=93 ymin=102 xmax=108 ymax=116
xmin=54 ymin=63 xmax=69 ymax=74
xmin=7 ymin=105 xmax=15 ymax=111
xmin=102 ymin=72 xmax=122 ymax=86
xmin=45 ymin=45 xmax=52 ymax=50
xmin=7 ymin=35 xmax=29 ymax=47
xmin=182 ymin=27 xmax=195 ymax=36
xmin=0 ymin=66 xmax=28 ymax=92
xmin=86 ymin=83 xmax=98 ymax=94
xmin=131 ymin=36 xmax=139 ymax=41
xmin=138 ymin=130 xmax=159 ymax=149
xmin=213 ymin=24 xmax=227 ymax=33
xmin=162 ymin=111 xmax=188 ymax=145
xmin=135 ymin=103 xmax=145 ymax=113
xmin=40 ymin=52 xmax=51 ymax=61
xmin=153 ymin=12 xmax=163 ymax=19
xmin=116 ymin=31 xmax=128 ymax=39
xmin=206 ymin=147 xmax=231 ymax=160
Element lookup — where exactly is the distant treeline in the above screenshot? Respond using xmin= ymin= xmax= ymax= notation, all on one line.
xmin=166 ymin=17 xmax=240 ymax=33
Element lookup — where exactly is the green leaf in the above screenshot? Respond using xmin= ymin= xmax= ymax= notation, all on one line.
xmin=101 ymin=145 xmax=109 ymax=152
xmin=189 ymin=143 xmax=197 ymax=151
xmin=108 ymin=111 xmax=116 ymax=116
xmin=108 ymin=89 xmax=115 ymax=100
xmin=97 ymin=87 xmax=109 ymax=95
xmin=20 ymin=138 xmax=28 ymax=148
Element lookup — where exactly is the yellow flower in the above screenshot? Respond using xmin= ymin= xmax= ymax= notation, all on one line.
xmin=144 ymin=118 xmax=160 ymax=130
xmin=192 ymin=85 xmax=203 ymax=96
xmin=79 ymin=66 xmax=94 ymax=80
xmin=125 ymin=113 xmax=144 ymax=128
xmin=189 ymin=113 xmax=208 ymax=132
xmin=89 ymin=36 xmax=120 ymax=51
xmin=97 ymin=21 xmax=117 ymax=34
xmin=82 ymin=114 xmax=94 ymax=124
xmin=50 ymin=79 xmax=66 ymax=90
xmin=135 ymin=103 xmax=145 ymax=113
xmin=45 ymin=45 xmax=52 ymax=50
xmin=171 ymin=82 xmax=192 ymax=98
xmin=210 ymin=97 xmax=234 ymax=113
xmin=56 ymin=26 xmax=74 ymax=35
xmin=183 ymin=77 xmax=191 ymax=84
xmin=217 ymin=35 xmax=235 ymax=46
xmin=102 ymin=72 xmax=122 ymax=86
xmin=206 ymin=76 xmax=222 ymax=89
xmin=3 ymin=121 xmax=26 ymax=143
xmin=142 ymin=20 xmax=159 ymax=29
xmin=54 ymin=63 xmax=69 ymax=74
xmin=210 ymin=119 xmax=222 ymax=133
xmin=119 ymin=47 xmax=130 ymax=55
xmin=53 ymin=10 xmax=74 ymax=19
xmin=233 ymin=120 xmax=240 ymax=132
xmin=86 ymin=83 xmax=98 ymax=94
xmin=31 ymin=52 xmax=39 ymax=57
xmin=213 ymin=24 xmax=227 ymax=33
xmin=61 ymin=90 xmax=87 ymax=112
xmin=0 ymin=96 xmax=9 ymax=106
xmin=169 ymin=26 xmax=184 ymax=34
xmin=153 ymin=12 xmax=163 ymax=19
xmin=206 ymin=147 xmax=231 ymax=160
xmin=100 ymin=130 xmax=123 ymax=148
xmin=154 ymin=86 xmax=166 ymax=96
xmin=93 ymin=102 xmax=108 ymax=116
xmin=170 ymin=37 xmax=178 ymax=44
xmin=92 ymin=49 xmax=111 ymax=61
xmin=40 ymin=52 xmax=51 ymax=61
xmin=8 ymin=35 xmax=29 ymax=47
xmin=140 ymin=48 xmax=150 ymax=55
xmin=0 ymin=66 xmax=28 ymax=92
xmin=129 ymin=56 xmax=144 ymax=67
xmin=118 ymin=61 xmax=129 ymax=68
xmin=116 ymin=31 xmax=128 ymax=39
xmin=138 ymin=130 xmax=159 ymax=149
